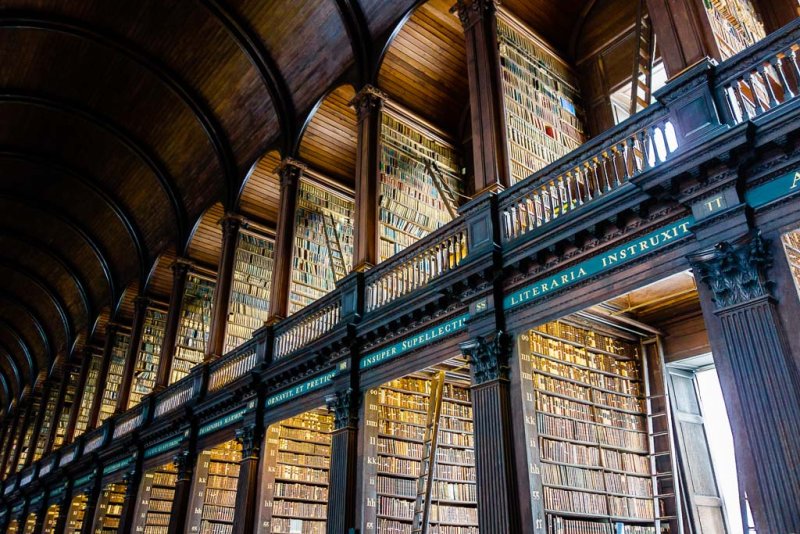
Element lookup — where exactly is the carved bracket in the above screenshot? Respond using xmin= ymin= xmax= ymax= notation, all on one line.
xmin=689 ymin=232 xmax=773 ymax=309
xmin=235 ymin=424 xmax=260 ymax=458
xmin=460 ymin=331 xmax=511 ymax=384
xmin=325 ymin=388 xmax=358 ymax=430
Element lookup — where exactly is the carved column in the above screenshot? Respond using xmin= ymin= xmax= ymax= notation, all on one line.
xmin=52 ymin=488 xmax=72 ymax=534
xmin=268 ymin=159 xmax=304 ymax=322
xmin=156 ymin=260 xmax=191 ymax=390
xmin=88 ymin=324 xmax=118 ymax=429
xmin=117 ymin=296 xmax=151 ymax=412
xmin=460 ymin=332 xmax=521 ymax=534
xmin=645 ymin=0 xmax=720 ymax=78
xmin=79 ymin=474 xmax=102 ymax=534
xmin=325 ymin=388 xmax=359 ymax=534
xmin=689 ymin=233 xmax=800 ymax=533
xmin=118 ymin=461 xmax=142 ymax=534
xmin=167 ymin=449 xmax=194 ymax=534
xmin=457 ymin=0 xmax=511 ymax=194
xmin=206 ymin=214 xmax=244 ymax=361
xmin=352 ymin=85 xmax=385 ymax=271
xmin=232 ymin=424 xmax=262 ymax=534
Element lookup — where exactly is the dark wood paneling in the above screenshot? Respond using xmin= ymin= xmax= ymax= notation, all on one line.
xmin=187 ymin=202 xmax=225 ymax=269
xmin=299 ymin=85 xmax=358 ymax=186
xmin=378 ymin=0 xmax=468 ymax=132
xmin=239 ymin=152 xmax=282 ymax=224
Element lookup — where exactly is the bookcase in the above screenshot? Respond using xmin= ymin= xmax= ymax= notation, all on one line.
xmin=4 ymin=416 xmax=23 ymax=477
xmin=128 ymin=306 xmax=168 ymax=409
xmin=98 ymin=332 xmax=131 ymax=423
xmin=65 ymin=494 xmax=88 ymax=534
xmin=259 ymin=409 xmax=333 ymax=533
xmin=133 ymin=462 xmax=178 ymax=534
xmin=187 ymin=439 xmax=242 ymax=534
xmin=224 ymin=230 xmax=274 ymax=353
xmin=781 ymin=229 xmax=800 ymax=298
xmin=93 ymin=482 xmax=127 ymax=533
xmin=704 ymin=0 xmax=765 ymax=60
xmin=289 ymin=178 xmax=354 ymax=314
xmin=22 ymin=513 xmax=36 ymax=534
xmin=379 ymin=109 xmax=464 ymax=262
xmin=34 ymin=386 xmax=60 ymax=461
xmin=6 ymin=519 xmax=18 ymax=534
xmin=16 ymin=395 xmax=41 ymax=471
xmin=43 ymin=504 xmax=60 ymax=534
xmin=170 ymin=273 xmax=216 ymax=384
xmin=496 ymin=11 xmax=586 ymax=185
xmin=74 ymin=354 xmax=103 ymax=438
xmin=361 ymin=360 xmax=479 ymax=534
xmin=53 ymin=366 xmax=81 ymax=450
xmin=517 ymin=319 xmax=657 ymax=534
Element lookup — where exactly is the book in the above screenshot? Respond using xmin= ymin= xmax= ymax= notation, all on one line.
xmin=289 ymin=180 xmax=354 ymax=315
xmin=224 ymin=230 xmax=274 ymax=352
xmin=99 ymin=332 xmax=131 ymax=423
xmin=128 ymin=307 xmax=168 ymax=408
xmin=96 ymin=482 xmax=127 ymax=533
xmin=170 ymin=273 xmax=216 ymax=384
xmin=133 ymin=462 xmax=178 ymax=533
xmin=518 ymin=319 xmax=656 ymax=533
xmin=496 ymin=12 xmax=586 ymax=185
xmin=379 ymin=111 xmax=463 ymax=262
xmin=188 ymin=440 xmax=242 ymax=534
xmin=260 ymin=410 xmax=333 ymax=534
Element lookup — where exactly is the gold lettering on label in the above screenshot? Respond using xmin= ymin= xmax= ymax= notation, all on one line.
xmin=792 ymin=172 xmax=800 ymax=189
xmin=705 ymin=196 xmax=724 ymax=212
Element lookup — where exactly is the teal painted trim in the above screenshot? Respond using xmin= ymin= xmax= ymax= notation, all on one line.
xmin=745 ymin=169 xmax=800 ymax=207
xmin=266 ymin=360 xmax=349 ymax=408
xmin=29 ymin=493 xmax=43 ymax=506
xmin=504 ymin=217 xmax=695 ymax=310
xmin=198 ymin=407 xmax=248 ymax=437
xmin=102 ymin=457 xmax=133 ymax=476
xmin=359 ymin=314 xmax=470 ymax=371
xmin=73 ymin=472 xmax=94 ymax=489
xmin=144 ymin=436 xmax=183 ymax=459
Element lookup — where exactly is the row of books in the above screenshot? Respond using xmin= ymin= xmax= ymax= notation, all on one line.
xmin=530 ymin=355 xmax=642 ymax=396
xmin=192 ymin=441 xmax=242 ymax=533
xmin=129 ymin=308 xmax=167 ymax=408
xmin=99 ymin=332 xmax=130 ymax=422
xmin=532 ymin=323 xmax=639 ymax=361
xmin=172 ymin=274 xmax=215 ymax=384
xmin=528 ymin=336 xmax=639 ymax=379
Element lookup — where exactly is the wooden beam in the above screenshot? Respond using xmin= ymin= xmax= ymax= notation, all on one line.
xmin=268 ymin=159 xmax=303 ymax=322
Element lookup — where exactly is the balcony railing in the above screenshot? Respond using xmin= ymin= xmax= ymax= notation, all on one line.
xmin=274 ymin=291 xmax=342 ymax=359
xmin=500 ymin=106 xmax=678 ymax=242
xmin=716 ymin=19 xmax=800 ymax=124
xmin=208 ymin=338 xmax=260 ymax=392
xmin=366 ymin=218 xmax=469 ymax=312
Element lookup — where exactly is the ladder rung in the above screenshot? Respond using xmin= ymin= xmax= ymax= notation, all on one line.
xmin=647 ymin=412 xmax=667 ymax=418
xmin=658 ymin=515 xmax=678 ymax=520
xmin=650 ymin=451 xmax=671 ymax=457
xmin=655 ymin=472 xmax=674 ymax=478
xmin=651 ymin=431 xmax=669 ymax=437
xmin=654 ymin=493 xmax=676 ymax=498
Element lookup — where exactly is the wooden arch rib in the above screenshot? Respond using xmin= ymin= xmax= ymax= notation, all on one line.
xmin=333 ymin=0 xmax=373 ymax=84
xmin=298 ymin=84 xmax=358 ymax=186
xmin=0 ymin=92 xmax=187 ymax=245
xmin=144 ymin=247 xmax=177 ymax=300
xmin=0 ymin=347 xmax=20 ymax=402
xmin=0 ymin=232 xmax=93 ymax=321
xmin=0 ymin=194 xmax=116 ymax=312
xmin=0 ymin=149 xmax=148 ymax=284
xmin=0 ymin=369 xmax=10 ymax=412
xmin=0 ymin=323 xmax=35 ymax=387
xmin=0 ymin=292 xmax=52 ymax=366
xmin=200 ymin=0 xmax=296 ymax=162
xmin=0 ymin=15 xmax=235 ymax=226
xmin=0 ymin=260 xmax=72 ymax=360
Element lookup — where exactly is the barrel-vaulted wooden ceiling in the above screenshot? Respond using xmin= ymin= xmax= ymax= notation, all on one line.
xmin=0 ymin=0 xmax=628 ymax=409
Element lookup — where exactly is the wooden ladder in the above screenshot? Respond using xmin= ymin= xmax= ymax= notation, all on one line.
xmin=642 ymin=339 xmax=683 ymax=534
xmin=322 ymin=212 xmax=348 ymax=282
xmin=411 ymin=371 xmax=446 ymax=534
xmin=629 ymin=0 xmax=656 ymax=116
xmin=424 ymin=160 xmax=459 ymax=219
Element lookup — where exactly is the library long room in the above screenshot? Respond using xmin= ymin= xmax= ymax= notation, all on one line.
xmin=1 ymin=0 xmax=800 ymax=533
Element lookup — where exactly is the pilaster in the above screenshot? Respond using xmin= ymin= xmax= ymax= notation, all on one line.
xmin=460 ymin=331 xmax=521 ymax=534
xmin=156 ymin=259 xmax=192 ymax=390
xmin=268 ymin=159 xmax=304 ymax=321
xmin=456 ymin=0 xmax=511 ymax=193
xmin=351 ymin=85 xmax=386 ymax=271
xmin=206 ymin=214 xmax=245 ymax=361
xmin=232 ymin=423 xmax=263 ymax=534
xmin=325 ymin=387 xmax=359 ymax=534
xmin=689 ymin=232 xmax=800 ymax=533
xmin=167 ymin=449 xmax=195 ymax=534
xmin=117 ymin=296 xmax=151 ymax=412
